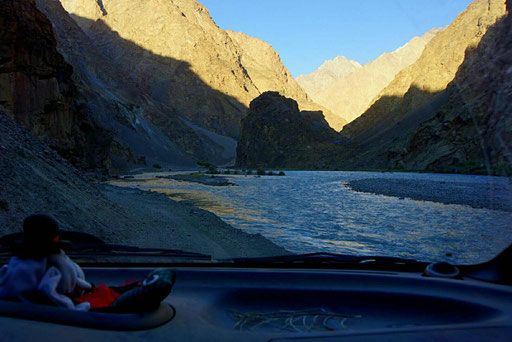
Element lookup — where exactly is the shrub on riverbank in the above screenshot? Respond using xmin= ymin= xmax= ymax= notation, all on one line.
xmin=206 ymin=166 xmax=220 ymax=174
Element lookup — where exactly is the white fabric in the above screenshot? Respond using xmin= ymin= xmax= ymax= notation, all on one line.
xmin=0 ymin=252 xmax=91 ymax=311
xmin=38 ymin=266 xmax=90 ymax=311
xmin=0 ymin=257 xmax=47 ymax=304
xmin=47 ymin=251 xmax=91 ymax=294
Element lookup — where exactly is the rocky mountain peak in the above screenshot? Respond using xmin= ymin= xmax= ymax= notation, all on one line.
xmin=296 ymin=56 xmax=362 ymax=98
xmin=308 ymin=28 xmax=441 ymax=123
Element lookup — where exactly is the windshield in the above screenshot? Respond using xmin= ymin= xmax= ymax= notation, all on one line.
xmin=0 ymin=0 xmax=510 ymax=266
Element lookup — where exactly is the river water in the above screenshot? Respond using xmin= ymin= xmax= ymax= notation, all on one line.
xmin=114 ymin=171 xmax=512 ymax=264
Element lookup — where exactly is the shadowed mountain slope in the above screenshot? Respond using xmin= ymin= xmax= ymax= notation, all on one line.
xmin=337 ymin=0 xmax=510 ymax=175
xmin=0 ymin=0 xmax=115 ymax=170
xmin=341 ymin=0 xmax=507 ymax=142
xmin=392 ymin=13 xmax=512 ymax=174
xmin=55 ymin=0 xmax=343 ymax=134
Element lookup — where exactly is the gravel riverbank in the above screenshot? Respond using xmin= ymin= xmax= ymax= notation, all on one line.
xmin=347 ymin=178 xmax=512 ymax=212
xmin=98 ymin=184 xmax=288 ymax=258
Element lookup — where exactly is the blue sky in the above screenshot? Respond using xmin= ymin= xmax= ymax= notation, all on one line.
xmin=199 ymin=0 xmax=473 ymax=77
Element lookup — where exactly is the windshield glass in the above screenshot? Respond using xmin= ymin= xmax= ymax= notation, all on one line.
xmin=0 ymin=0 xmax=510 ymax=265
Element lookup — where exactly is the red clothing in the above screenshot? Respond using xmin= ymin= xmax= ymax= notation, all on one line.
xmin=75 ymin=283 xmax=120 ymax=309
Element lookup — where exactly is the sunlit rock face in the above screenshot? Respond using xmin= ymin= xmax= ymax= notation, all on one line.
xmin=296 ymin=56 xmax=362 ymax=98
xmin=0 ymin=0 xmax=113 ymax=169
xmin=299 ymin=29 xmax=441 ymax=124
xmin=56 ymin=0 xmax=342 ymax=137
xmin=236 ymin=92 xmax=344 ymax=169
xmin=336 ymin=0 xmax=510 ymax=175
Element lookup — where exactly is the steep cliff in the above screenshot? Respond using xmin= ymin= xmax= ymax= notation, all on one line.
xmin=37 ymin=0 xmax=206 ymax=169
xmin=0 ymin=0 xmax=113 ymax=169
xmin=300 ymin=29 xmax=440 ymax=123
xmin=236 ymin=92 xmax=343 ymax=169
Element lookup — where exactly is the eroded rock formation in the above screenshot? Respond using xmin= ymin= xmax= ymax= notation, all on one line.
xmin=0 ymin=0 xmax=112 ymax=169
xmin=236 ymin=92 xmax=343 ymax=169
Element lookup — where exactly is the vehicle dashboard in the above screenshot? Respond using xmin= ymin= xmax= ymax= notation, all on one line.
xmin=1 ymin=266 xmax=511 ymax=341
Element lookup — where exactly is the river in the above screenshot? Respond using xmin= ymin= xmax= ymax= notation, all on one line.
xmin=113 ymin=171 xmax=512 ymax=264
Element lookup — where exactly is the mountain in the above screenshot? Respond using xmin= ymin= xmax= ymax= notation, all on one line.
xmin=37 ymin=0 xmax=201 ymax=170
xmin=341 ymin=0 xmax=506 ymax=142
xmin=388 ymin=11 xmax=511 ymax=174
xmin=339 ymin=0 xmax=509 ymax=175
xmin=235 ymin=0 xmax=510 ymax=175
xmin=298 ymin=29 xmax=441 ymax=123
xmin=225 ymin=30 xmax=347 ymax=131
xmin=236 ymin=92 xmax=343 ymax=169
xmin=37 ymin=0 xmax=341 ymax=168
xmin=296 ymin=56 xmax=362 ymax=99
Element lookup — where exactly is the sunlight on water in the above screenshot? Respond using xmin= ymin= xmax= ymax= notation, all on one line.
xmin=111 ymin=171 xmax=512 ymax=264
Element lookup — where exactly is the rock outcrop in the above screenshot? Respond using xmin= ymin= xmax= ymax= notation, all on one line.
xmin=0 ymin=0 xmax=113 ymax=169
xmin=236 ymin=92 xmax=343 ymax=169
xmin=299 ymin=29 xmax=441 ymax=123
xmin=227 ymin=30 xmax=347 ymax=131
xmin=338 ymin=0 xmax=510 ymax=175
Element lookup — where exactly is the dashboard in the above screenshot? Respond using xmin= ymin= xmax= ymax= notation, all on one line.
xmin=1 ymin=266 xmax=511 ymax=341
